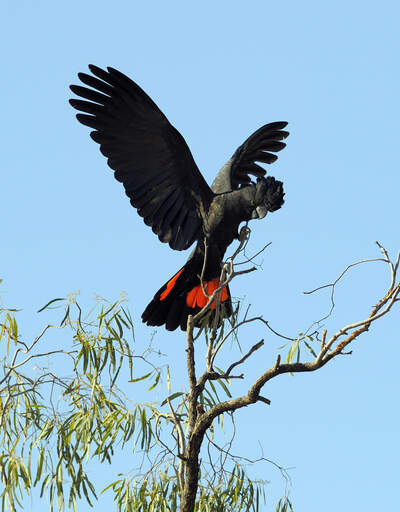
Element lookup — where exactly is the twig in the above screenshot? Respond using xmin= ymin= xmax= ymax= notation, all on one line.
xmin=0 ymin=324 xmax=62 ymax=387
xmin=303 ymin=257 xmax=387 ymax=327
xmin=191 ymin=243 xmax=400 ymax=440
xmin=257 ymin=396 xmax=271 ymax=405
xmin=376 ymin=241 xmax=399 ymax=290
xmin=235 ymin=242 xmax=272 ymax=266
xmin=225 ymin=340 xmax=264 ymax=376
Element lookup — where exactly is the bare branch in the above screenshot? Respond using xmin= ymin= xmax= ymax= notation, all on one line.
xmin=6 ymin=349 xmax=78 ymax=371
xmin=235 ymin=242 xmax=272 ymax=267
xmin=225 ymin=340 xmax=264 ymax=376
xmin=303 ymin=257 xmax=386 ymax=296
xmin=209 ymin=315 xmax=293 ymax=373
xmin=303 ymin=256 xmax=387 ymax=325
xmin=190 ymin=244 xmax=400 ymax=441
xmin=323 ymin=284 xmax=400 ymax=362
xmin=376 ymin=241 xmax=399 ymax=290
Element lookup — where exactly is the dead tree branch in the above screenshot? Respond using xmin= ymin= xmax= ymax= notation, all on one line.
xmin=179 ymin=242 xmax=400 ymax=512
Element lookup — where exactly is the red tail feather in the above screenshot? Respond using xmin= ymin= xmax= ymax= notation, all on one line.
xmin=160 ymin=268 xmax=184 ymax=300
xmin=186 ymin=278 xmax=229 ymax=309
xmin=142 ymin=266 xmax=232 ymax=331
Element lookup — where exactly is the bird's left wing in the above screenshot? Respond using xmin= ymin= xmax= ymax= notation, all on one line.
xmin=70 ymin=65 xmax=213 ymax=251
xmin=211 ymin=122 xmax=288 ymax=194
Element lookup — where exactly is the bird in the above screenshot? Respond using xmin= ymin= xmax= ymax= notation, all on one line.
xmin=69 ymin=65 xmax=288 ymax=331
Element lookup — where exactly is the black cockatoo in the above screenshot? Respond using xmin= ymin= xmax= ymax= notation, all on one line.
xmin=69 ymin=65 xmax=287 ymax=331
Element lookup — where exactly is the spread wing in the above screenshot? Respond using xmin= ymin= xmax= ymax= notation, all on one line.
xmin=70 ymin=65 xmax=214 ymax=251
xmin=211 ymin=122 xmax=289 ymax=194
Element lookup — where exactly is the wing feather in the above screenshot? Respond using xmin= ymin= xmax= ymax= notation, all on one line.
xmin=70 ymin=65 xmax=213 ymax=250
xmin=211 ymin=122 xmax=289 ymax=193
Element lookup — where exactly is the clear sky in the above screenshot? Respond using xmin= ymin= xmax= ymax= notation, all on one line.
xmin=2 ymin=1 xmax=399 ymax=510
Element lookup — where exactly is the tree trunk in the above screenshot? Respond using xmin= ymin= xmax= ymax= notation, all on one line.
xmin=180 ymin=432 xmax=203 ymax=512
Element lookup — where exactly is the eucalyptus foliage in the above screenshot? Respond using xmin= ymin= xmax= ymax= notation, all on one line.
xmin=0 ymin=284 xmax=269 ymax=511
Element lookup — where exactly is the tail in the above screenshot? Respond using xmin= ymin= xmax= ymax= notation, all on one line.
xmin=142 ymin=265 xmax=232 ymax=331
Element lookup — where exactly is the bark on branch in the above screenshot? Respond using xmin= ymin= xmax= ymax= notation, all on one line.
xmin=179 ymin=242 xmax=400 ymax=512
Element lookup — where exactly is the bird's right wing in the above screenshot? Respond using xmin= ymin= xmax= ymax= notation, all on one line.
xmin=70 ymin=65 xmax=214 ymax=251
xmin=211 ymin=122 xmax=289 ymax=194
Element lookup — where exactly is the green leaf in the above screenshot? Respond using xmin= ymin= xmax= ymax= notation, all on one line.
xmin=304 ymin=340 xmax=317 ymax=357
xmin=37 ymin=297 xmax=65 ymax=313
xmin=217 ymin=379 xmax=232 ymax=398
xmin=167 ymin=366 xmax=171 ymax=392
xmin=34 ymin=448 xmax=44 ymax=486
xmin=161 ymin=392 xmax=184 ymax=407
xmin=129 ymin=372 xmax=152 ymax=383
xmin=148 ymin=372 xmax=160 ymax=391
xmin=59 ymin=304 xmax=70 ymax=327
xmin=11 ymin=316 xmax=18 ymax=341
xmin=98 ymin=301 xmax=119 ymax=320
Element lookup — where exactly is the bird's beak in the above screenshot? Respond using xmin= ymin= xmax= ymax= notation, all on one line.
xmin=252 ymin=206 xmax=268 ymax=219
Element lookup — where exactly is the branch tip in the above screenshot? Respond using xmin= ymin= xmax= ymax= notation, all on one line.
xmin=258 ymin=396 xmax=271 ymax=406
xmin=321 ymin=329 xmax=327 ymax=349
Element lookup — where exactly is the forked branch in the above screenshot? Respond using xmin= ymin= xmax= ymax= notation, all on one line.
xmin=180 ymin=240 xmax=399 ymax=512
xmin=195 ymin=244 xmax=400 ymax=437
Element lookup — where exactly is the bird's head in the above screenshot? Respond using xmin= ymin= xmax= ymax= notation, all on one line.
xmin=252 ymin=176 xmax=285 ymax=219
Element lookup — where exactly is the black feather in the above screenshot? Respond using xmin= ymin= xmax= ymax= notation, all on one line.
xmin=69 ymin=85 xmax=109 ymax=105
xmin=77 ymin=72 xmax=114 ymax=95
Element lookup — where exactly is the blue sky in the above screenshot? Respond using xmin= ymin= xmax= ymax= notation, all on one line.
xmin=2 ymin=1 xmax=399 ymax=510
